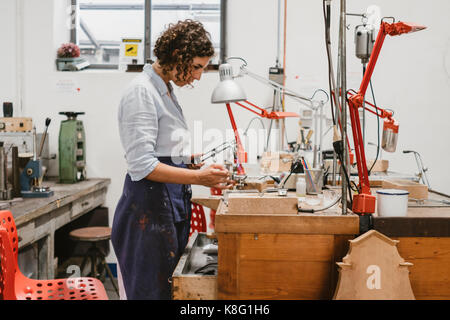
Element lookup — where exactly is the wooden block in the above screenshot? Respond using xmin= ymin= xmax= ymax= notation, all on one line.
xmin=367 ymin=159 xmax=389 ymax=172
xmin=191 ymin=196 xmax=221 ymax=210
xmin=215 ymin=212 xmax=360 ymax=235
xmin=226 ymin=193 xmax=298 ymax=215
xmin=334 ymin=230 xmax=415 ymax=300
xmin=324 ymin=159 xmax=388 ymax=174
xmin=369 ymin=179 xmax=384 ymax=187
xmin=241 ymin=179 xmax=273 ymax=192
xmin=260 ymin=151 xmax=294 ymax=173
xmin=381 ymin=179 xmax=428 ymax=200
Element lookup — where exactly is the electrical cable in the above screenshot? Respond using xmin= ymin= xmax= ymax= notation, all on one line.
xmin=298 ymin=194 xmax=342 ymax=213
xmin=323 ymin=0 xmax=336 ymax=125
xmin=243 ymin=117 xmax=266 ymax=136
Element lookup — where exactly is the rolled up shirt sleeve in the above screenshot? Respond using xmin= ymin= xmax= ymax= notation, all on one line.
xmin=118 ymin=85 xmax=160 ymax=181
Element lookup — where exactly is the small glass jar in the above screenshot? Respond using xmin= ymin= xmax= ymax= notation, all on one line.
xmin=296 ymin=177 xmax=306 ymax=198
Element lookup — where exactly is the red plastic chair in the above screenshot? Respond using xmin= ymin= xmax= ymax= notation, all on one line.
xmin=190 ymin=203 xmax=207 ymax=237
xmin=0 ymin=210 xmax=108 ymax=300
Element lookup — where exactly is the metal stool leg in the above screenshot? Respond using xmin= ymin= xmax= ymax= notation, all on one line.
xmin=79 ymin=252 xmax=89 ymax=276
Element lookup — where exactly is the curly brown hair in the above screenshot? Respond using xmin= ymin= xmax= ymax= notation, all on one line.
xmin=154 ymin=19 xmax=215 ymax=83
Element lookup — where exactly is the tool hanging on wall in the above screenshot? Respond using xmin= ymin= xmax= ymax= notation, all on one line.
xmin=20 ymin=120 xmax=54 ymax=198
xmin=59 ymin=112 xmax=86 ymax=183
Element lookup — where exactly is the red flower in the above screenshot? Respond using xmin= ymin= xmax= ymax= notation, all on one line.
xmin=57 ymin=43 xmax=80 ymax=58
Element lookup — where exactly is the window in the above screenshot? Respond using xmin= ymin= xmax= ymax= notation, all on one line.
xmin=70 ymin=0 xmax=226 ymax=69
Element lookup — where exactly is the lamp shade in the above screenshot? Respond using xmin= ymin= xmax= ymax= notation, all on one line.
xmin=211 ymin=63 xmax=247 ymax=104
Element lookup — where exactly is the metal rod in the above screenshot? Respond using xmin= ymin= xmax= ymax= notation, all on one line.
xmin=32 ymin=126 xmax=37 ymax=161
xmin=340 ymin=0 xmax=348 ymax=214
xmin=144 ymin=0 xmax=151 ymax=62
xmin=276 ymin=0 xmax=282 ymax=67
xmin=12 ymin=146 xmax=20 ymax=198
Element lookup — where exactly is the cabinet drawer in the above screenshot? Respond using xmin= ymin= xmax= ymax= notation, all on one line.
xmin=172 ymin=232 xmax=217 ymax=300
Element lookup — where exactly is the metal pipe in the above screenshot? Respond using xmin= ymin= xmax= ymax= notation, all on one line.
xmin=12 ymin=146 xmax=20 ymax=198
xmin=340 ymin=0 xmax=348 ymax=214
xmin=144 ymin=0 xmax=152 ymax=62
xmin=276 ymin=0 xmax=282 ymax=67
xmin=32 ymin=126 xmax=37 ymax=161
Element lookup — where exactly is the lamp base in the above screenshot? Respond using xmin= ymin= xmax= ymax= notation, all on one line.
xmin=352 ymin=193 xmax=376 ymax=214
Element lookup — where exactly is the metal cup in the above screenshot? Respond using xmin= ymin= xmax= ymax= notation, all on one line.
xmin=382 ymin=120 xmax=399 ymax=153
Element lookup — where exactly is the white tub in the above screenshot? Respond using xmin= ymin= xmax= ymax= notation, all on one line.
xmin=376 ymin=189 xmax=409 ymax=217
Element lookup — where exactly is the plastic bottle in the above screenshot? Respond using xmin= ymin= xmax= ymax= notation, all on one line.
xmin=296 ymin=176 xmax=306 ymax=198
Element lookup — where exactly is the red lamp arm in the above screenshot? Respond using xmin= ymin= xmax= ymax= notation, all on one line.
xmin=225 ymin=100 xmax=300 ymax=175
xmin=347 ymin=20 xmax=425 ymax=214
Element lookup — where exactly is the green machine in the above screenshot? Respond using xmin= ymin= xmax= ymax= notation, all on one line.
xmin=59 ymin=112 xmax=86 ymax=183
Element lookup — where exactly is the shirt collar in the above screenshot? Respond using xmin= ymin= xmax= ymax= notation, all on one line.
xmin=143 ymin=64 xmax=173 ymax=96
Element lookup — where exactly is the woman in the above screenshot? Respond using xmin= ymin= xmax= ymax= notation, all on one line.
xmin=111 ymin=20 xmax=232 ymax=300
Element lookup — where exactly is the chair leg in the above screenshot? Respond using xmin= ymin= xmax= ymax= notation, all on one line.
xmin=103 ymin=260 xmax=119 ymax=296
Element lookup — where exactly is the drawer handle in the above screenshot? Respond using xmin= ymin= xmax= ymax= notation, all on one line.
xmin=81 ymin=201 xmax=90 ymax=207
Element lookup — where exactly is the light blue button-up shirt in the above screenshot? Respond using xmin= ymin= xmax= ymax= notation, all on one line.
xmin=118 ymin=64 xmax=191 ymax=181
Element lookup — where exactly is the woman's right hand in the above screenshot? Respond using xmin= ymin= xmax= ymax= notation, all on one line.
xmin=196 ymin=163 xmax=235 ymax=189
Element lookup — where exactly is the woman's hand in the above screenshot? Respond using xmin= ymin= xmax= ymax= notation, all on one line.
xmin=196 ymin=163 xmax=235 ymax=189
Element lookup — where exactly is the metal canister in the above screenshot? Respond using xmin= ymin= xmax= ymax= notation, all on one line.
xmin=382 ymin=119 xmax=399 ymax=152
xmin=355 ymin=24 xmax=375 ymax=64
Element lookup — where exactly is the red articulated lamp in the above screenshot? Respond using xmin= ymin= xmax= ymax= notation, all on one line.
xmin=212 ymin=63 xmax=299 ymax=175
xmin=346 ymin=19 xmax=426 ymax=215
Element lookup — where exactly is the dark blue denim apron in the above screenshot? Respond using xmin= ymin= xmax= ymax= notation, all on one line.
xmin=111 ymin=157 xmax=192 ymax=300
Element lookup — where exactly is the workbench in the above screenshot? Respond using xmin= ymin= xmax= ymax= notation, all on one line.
xmin=4 ymin=178 xmax=110 ymax=280
xmin=184 ymin=188 xmax=450 ymax=300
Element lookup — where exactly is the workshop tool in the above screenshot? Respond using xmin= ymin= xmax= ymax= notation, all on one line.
xmin=38 ymin=118 xmax=51 ymax=158
xmin=198 ymin=140 xmax=236 ymax=164
xmin=59 ymin=112 xmax=86 ymax=183
xmin=20 ymin=126 xmax=54 ymax=198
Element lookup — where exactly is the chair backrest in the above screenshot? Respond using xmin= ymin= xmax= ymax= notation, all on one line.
xmin=0 ymin=211 xmax=19 ymax=267
xmin=0 ymin=227 xmax=16 ymax=300
xmin=190 ymin=203 xmax=207 ymax=237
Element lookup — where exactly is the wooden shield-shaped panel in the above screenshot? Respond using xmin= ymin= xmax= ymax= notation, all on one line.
xmin=334 ymin=230 xmax=415 ymax=300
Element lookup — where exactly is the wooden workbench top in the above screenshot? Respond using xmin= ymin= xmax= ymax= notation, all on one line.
xmin=214 ymin=197 xmax=360 ymax=235
xmin=3 ymin=178 xmax=111 ymax=227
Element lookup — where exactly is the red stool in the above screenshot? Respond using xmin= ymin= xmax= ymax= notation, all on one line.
xmin=190 ymin=203 xmax=207 ymax=237
xmin=0 ymin=210 xmax=108 ymax=300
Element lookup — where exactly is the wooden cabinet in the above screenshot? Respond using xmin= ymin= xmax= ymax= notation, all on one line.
xmin=215 ymin=201 xmax=359 ymax=300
